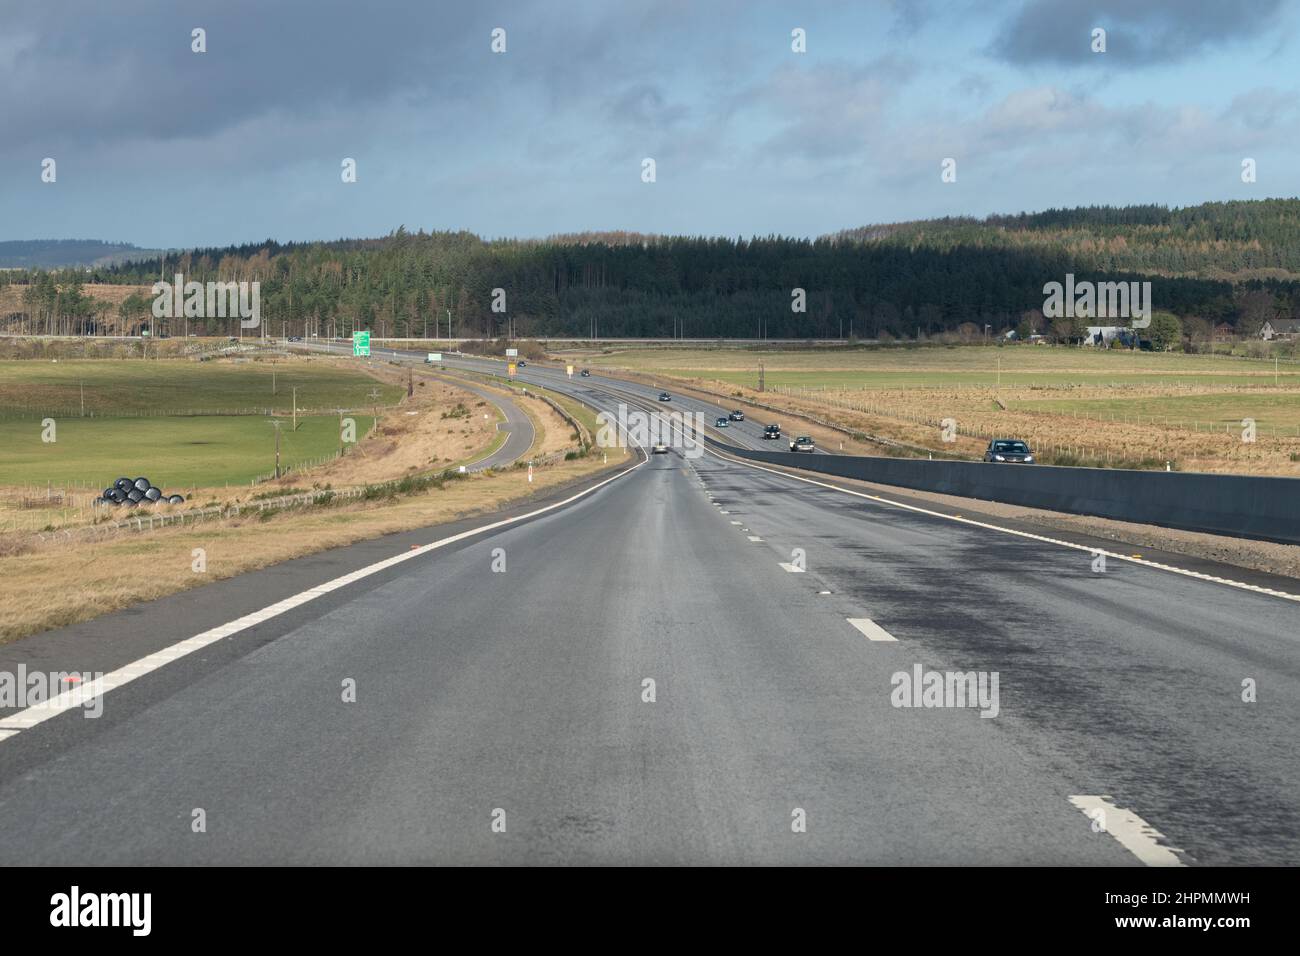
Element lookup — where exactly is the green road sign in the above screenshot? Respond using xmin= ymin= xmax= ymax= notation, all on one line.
xmin=352 ymin=330 xmax=371 ymax=356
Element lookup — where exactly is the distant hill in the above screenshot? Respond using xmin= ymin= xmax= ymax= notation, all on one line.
xmin=0 ymin=240 xmax=162 ymax=270
xmin=830 ymin=199 xmax=1300 ymax=281
xmin=6 ymin=200 xmax=1300 ymax=339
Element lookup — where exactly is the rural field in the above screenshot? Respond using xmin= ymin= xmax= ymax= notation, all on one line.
xmin=565 ymin=344 xmax=1300 ymax=474
xmin=0 ymin=358 xmax=402 ymax=488
xmin=0 ymin=357 xmax=402 ymax=417
xmin=0 ymin=353 xmax=414 ymax=530
xmin=0 ymin=343 xmax=617 ymax=640
xmin=571 ymin=344 xmax=1300 ymax=389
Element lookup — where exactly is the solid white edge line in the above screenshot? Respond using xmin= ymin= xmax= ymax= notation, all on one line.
xmin=1068 ymin=795 xmax=1189 ymax=866
xmin=706 ymin=446 xmax=1300 ymax=604
xmin=0 ymin=412 xmax=647 ymax=741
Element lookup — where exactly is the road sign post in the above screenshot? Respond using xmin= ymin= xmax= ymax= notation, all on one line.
xmin=352 ymin=330 xmax=371 ymax=357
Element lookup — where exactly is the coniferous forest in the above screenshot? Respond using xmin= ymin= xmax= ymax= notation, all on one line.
xmin=3 ymin=199 xmax=1299 ymax=340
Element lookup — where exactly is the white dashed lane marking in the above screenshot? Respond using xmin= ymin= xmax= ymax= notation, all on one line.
xmin=1068 ymin=795 xmax=1190 ymax=867
xmin=706 ymin=448 xmax=1300 ymax=605
xmin=848 ymin=618 xmax=899 ymax=642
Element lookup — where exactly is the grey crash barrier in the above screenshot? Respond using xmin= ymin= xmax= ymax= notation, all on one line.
xmin=708 ymin=438 xmax=1300 ymax=546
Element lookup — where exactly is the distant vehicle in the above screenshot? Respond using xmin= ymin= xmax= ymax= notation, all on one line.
xmin=763 ymin=424 xmax=781 ymax=439
xmin=517 ymin=359 xmax=527 ymax=367
xmin=729 ymin=410 xmax=745 ymax=421
xmin=658 ymin=392 xmax=671 ymax=402
xmin=652 ymin=442 xmax=669 ymax=455
xmin=715 ymin=417 xmax=729 ymax=428
xmin=580 ymin=369 xmax=591 ymax=377
xmin=790 ymin=436 xmax=815 ymax=452
xmin=984 ymin=439 xmax=1034 ymax=463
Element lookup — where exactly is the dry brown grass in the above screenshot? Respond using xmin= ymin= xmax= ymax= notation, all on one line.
xmin=0 ymin=354 xmax=614 ymax=643
xmin=0 ymin=446 xmax=632 ymax=644
xmin=616 ymin=369 xmax=1300 ymax=475
xmin=790 ymin=384 xmax=1300 ymax=474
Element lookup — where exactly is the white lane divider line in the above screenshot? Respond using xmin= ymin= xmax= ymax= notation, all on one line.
xmin=778 ymin=562 xmax=805 ymax=573
xmin=730 ymin=521 xmax=742 ymax=525
xmin=0 ymin=434 xmax=650 ymax=744
xmin=707 ymin=448 xmax=1300 ymax=605
xmin=1068 ymin=795 xmax=1189 ymax=867
xmin=848 ymin=617 xmax=898 ymax=642
xmin=747 ymin=535 xmax=764 ymax=542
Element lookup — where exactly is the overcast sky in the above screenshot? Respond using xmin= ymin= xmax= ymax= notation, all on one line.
xmin=2 ymin=0 xmax=1297 ymax=248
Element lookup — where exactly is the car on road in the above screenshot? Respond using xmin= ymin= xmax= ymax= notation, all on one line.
xmin=715 ymin=417 xmax=729 ymax=428
xmin=763 ymin=424 xmax=781 ymax=439
xmin=580 ymin=369 xmax=591 ymax=377
xmin=652 ymin=442 xmax=669 ymax=454
xmin=658 ymin=392 xmax=671 ymax=402
xmin=728 ymin=410 xmax=745 ymax=421
xmin=790 ymin=435 xmax=815 ymax=452
xmin=983 ymin=439 xmax=1035 ymax=463
xmin=516 ymin=359 xmax=526 ymax=367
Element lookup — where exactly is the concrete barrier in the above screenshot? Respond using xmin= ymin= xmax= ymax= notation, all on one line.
xmin=710 ymin=440 xmax=1300 ymax=545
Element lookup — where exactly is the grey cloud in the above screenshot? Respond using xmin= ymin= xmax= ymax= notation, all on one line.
xmin=991 ymin=0 xmax=1286 ymax=65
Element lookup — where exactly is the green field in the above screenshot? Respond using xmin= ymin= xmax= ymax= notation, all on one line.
xmin=0 ymin=359 xmax=403 ymax=417
xmin=0 ymin=358 xmax=397 ymax=487
xmin=1 ymin=414 xmax=375 ymax=488
xmin=575 ymin=346 xmax=1300 ymax=390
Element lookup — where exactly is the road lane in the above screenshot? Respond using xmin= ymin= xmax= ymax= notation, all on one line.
xmin=688 ymin=449 xmax=1300 ymax=865
xmin=0 ymin=451 xmax=1136 ymax=864
xmin=0 ymin=345 xmax=1294 ymax=865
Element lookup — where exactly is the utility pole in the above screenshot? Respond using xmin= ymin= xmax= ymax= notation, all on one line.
xmin=369 ymin=387 xmax=382 ymax=432
xmin=292 ymin=386 xmax=298 ymax=432
xmin=269 ymin=419 xmax=283 ymax=478
xmin=407 ymin=367 xmax=413 ymax=397
xmin=758 ymin=362 xmax=765 ymax=393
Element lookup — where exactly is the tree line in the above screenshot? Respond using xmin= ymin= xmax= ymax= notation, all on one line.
xmin=2 ymin=200 xmax=1299 ymax=340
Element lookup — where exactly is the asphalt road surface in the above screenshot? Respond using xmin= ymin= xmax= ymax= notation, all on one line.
xmin=434 ymin=373 xmax=534 ymax=472
xmin=0 ymin=354 xmax=1295 ymax=864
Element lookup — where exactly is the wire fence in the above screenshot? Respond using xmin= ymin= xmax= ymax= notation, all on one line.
xmin=0 ymin=404 xmax=399 ymax=421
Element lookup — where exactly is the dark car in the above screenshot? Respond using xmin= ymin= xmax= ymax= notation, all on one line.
xmin=580 ymin=369 xmax=591 ymax=377
xmin=983 ymin=439 xmax=1035 ymax=463
xmin=790 ymin=436 xmax=815 ymax=452
xmin=728 ymin=410 xmax=745 ymax=422
xmin=516 ymin=359 xmax=526 ymax=367
xmin=658 ymin=392 xmax=671 ymax=402
xmin=762 ymin=424 xmax=781 ymax=439
xmin=714 ymin=417 xmax=729 ymax=428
